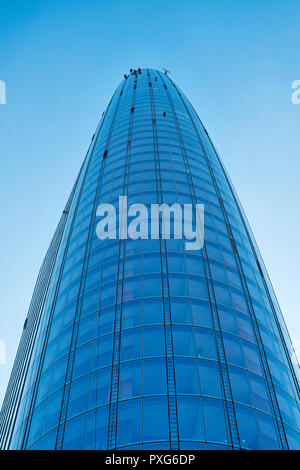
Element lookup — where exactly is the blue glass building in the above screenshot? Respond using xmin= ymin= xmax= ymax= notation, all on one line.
xmin=1 ymin=68 xmax=300 ymax=450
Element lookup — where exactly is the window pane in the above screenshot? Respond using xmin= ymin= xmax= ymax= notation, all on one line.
xmin=68 ymin=375 xmax=90 ymax=419
xmin=143 ymin=397 xmax=169 ymax=442
xmin=236 ymin=404 xmax=262 ymax=450
xmin=143 ymin=326 xmax=165 ymax=357
xmin=202 ymin=398 xmax=228 ymax=445
xmin=173 ymin=326 xmax=195 ymax=357
xmin=198 ymin=360 xmax=222 ymax=398
xmin=229 ymin=366 xmax=252 ymax=406
xmin=175 ymin=357 xmax=200 ymax=394
xmin=63 ymin=414 xmax=85 ymax=450
xmin=177 ymin=397 xmax=205 ymax=441
xmin=119 ymin=360 xmax=142 ymax=400
xmin=143 ymin=358 xmax=167 ymax=396
xmin=117 ymin=399 xmax=142 ymax=447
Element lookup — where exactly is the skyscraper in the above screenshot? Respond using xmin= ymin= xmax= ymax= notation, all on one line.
xmin=1 ymin=68 xmax=300 ymax=450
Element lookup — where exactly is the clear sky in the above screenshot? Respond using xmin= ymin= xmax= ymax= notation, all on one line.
xmin=0 ymin=0 xmax=300 ymax=406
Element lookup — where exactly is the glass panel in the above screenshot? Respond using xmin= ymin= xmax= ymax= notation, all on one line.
xmin=177 ymin=397 xmax=205 ymax=441
xmin=117 ymin=399 xmax=142 ymax=447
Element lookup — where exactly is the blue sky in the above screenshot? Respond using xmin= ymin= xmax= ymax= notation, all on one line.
xmin=0 ymin=0 xmax=300 ymax=405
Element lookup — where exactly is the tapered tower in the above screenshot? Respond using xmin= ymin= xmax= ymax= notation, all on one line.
xmin=1 ymin=69 xmax=299 ymax=450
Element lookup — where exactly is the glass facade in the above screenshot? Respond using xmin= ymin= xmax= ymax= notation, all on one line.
xmin=1 ymin=68 xmax=300 ymax=450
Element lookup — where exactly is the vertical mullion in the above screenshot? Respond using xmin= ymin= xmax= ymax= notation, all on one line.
xmin=107 ymin=75 xmax=137 ymax=450
xmin=148 ymin=70 xmax=180 ymax=450
xmin=158 ymin=71 xmax=241 ymax=450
